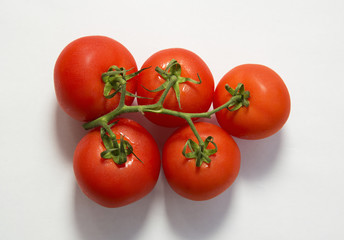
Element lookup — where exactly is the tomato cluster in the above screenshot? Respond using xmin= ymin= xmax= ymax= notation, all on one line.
xmin=54 ymin=36 xmax=290 ymax=207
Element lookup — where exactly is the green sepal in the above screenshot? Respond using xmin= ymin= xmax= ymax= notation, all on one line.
xmin=182 ymin=136 xmax=218 ymax=167
xmin=172 ymin=83 xmax=182 ymax=109
xmin=142 ymin=81 xmax=169 ymax=93
xmin=225 ymin=83 xmax=250 ymax=111
xmin=118 ymin=136 xmax=127 ymax=165
xmin=143 ymin=59 xmax=202 ymax=109
xmin=100 ymin=124 xmax=143 ymax=165
xmin=100 ymin=127 xmax=115 ymax=149
xmin=169 ymin=59 xmax=181 ymax=76
xmin=100 ymin=149 xmax=116 ymax=159
xmin=101 ymin=66 xmax=149 ymax=99
xmin=203 ymin=136 xmax=217 ymax=156
xmin=104 ymin=84 xmax=123 ymax=99
xmin=103 ymin=82 xmax=114 ymax=97
xmin=182 ymin=139 xmax=199 ymax=159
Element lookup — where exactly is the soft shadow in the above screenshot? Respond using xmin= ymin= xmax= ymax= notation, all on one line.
xmin=235 ymin=130 xmax=283 ymax=180
xmin=55 ymin=104 xmax=87 ymax=162
xmin=163 ymin=176 xmax=235 ymax=239
xmin=73 ymin=182 xmax=153 ymax=240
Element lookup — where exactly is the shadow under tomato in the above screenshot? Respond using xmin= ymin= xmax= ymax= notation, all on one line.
xmin=235 ymin=130 xmax=283 ymax=180
xmin=55 ymin=103 xmax=87 ymax=162
xmin=163 ymin=176 xmax=235 ymax=239
xmin=73 ymin=182 xmax=153 ymax=240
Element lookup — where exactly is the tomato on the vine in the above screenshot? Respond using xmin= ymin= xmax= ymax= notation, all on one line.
xmin=73 ymin=118 xmax=161 ymax=208
xmin=162 ymin=122 xmax=240 ymax=201
xmin=54 ymin=36 xmax=138 ymax=122
xmin=137 ymin=48 xmax=214 ymax=127
xmin=213 ymin=64 xmax=291 ymax=139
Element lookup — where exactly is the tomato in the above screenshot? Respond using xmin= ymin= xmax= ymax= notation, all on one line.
xmin=54 ymin=36 xmax=138 ymax=122
xmin=137 ymin=48 xmax=214 ymax=127
xmin=213 ymin=64 xmax=291 ymax=139
xmin=162 ymin=122 xmax=240 ymax=201
xmin=73 ymin=118 xmax=161 ymax=208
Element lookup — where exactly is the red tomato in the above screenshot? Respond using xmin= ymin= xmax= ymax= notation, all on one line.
xmin=213 ymin=64 xmax=291 ymax=139
xmin=162 ymin=122 xmax=240 ymax=201
xmin=73 ymin=118 xmax=161 ymax=208
xmin=54 ymin=36 xmax=138 ymax=122
xmin=137 ymin=48 xmax=214 ymax=127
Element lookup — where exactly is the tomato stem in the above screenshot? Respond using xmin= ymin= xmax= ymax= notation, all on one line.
xmin=118 ymin=83 xmax=127 ymax=109
xmin=83 ymin=82 xmax=247 ymax=130
xmin=185 ymin=117 xmax=204 ymax=147
xmin=82 ymin=60 xmax=250 ymax=167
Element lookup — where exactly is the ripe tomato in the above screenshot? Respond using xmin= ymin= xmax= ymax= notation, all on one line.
xmin=213 ymin=64 xmax=291 ymax=139
xmin=73 ymin=118 xmax=161 ymax=208
xmin=162 ymin=122 xmax=240 ymax=201
xmin=54 ymin=36 xmax=138 ymax=122
xmin=137 ymin=48 xmax=214 ymax=127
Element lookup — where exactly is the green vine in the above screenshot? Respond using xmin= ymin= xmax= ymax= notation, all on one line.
xmin=83 ymin=59 xmax=250 ymax=166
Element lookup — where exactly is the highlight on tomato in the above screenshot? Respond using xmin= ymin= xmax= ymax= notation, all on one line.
xmin=137 ymin=48 xmax=214 ymax=127
xmin=54 ymin=35 xmax=139 ymax=122
xmin=73 ymin=118 xmax=161 ymax=208
xmin=162 ymin=122 xmax=241 ymax=201
xmin=213 ymin=64 xmax=291 ymax=140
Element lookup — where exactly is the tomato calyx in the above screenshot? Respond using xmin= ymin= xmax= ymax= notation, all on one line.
xmin=142 ymin=59 xmax=201 ymax=109
xmin=102 ymin=65 xmax=149 ymax=99
xmin=100 ymin=123 xmax=142 ymax=165
xmin=182 ymin=136 xmax=217 ymax=167
xmin=225 ymin=83 xmax=250 ymax=111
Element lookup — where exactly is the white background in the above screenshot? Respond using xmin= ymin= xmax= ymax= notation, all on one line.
xmin=1 ymin=0 xmax=343 ymax=239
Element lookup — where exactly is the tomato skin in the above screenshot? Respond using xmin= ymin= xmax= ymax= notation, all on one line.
xmin=54 ymin=36 xmax=138 ymax=122
xmin=213 ymin=64 xmax=291 ymax=139
xmin=137 ymin=48 xmax=214 ymax=127
xmin=162 ymin=122 xmax=240 ymax=201
xmin=73 ymin=118 xmax=161 ymax=208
